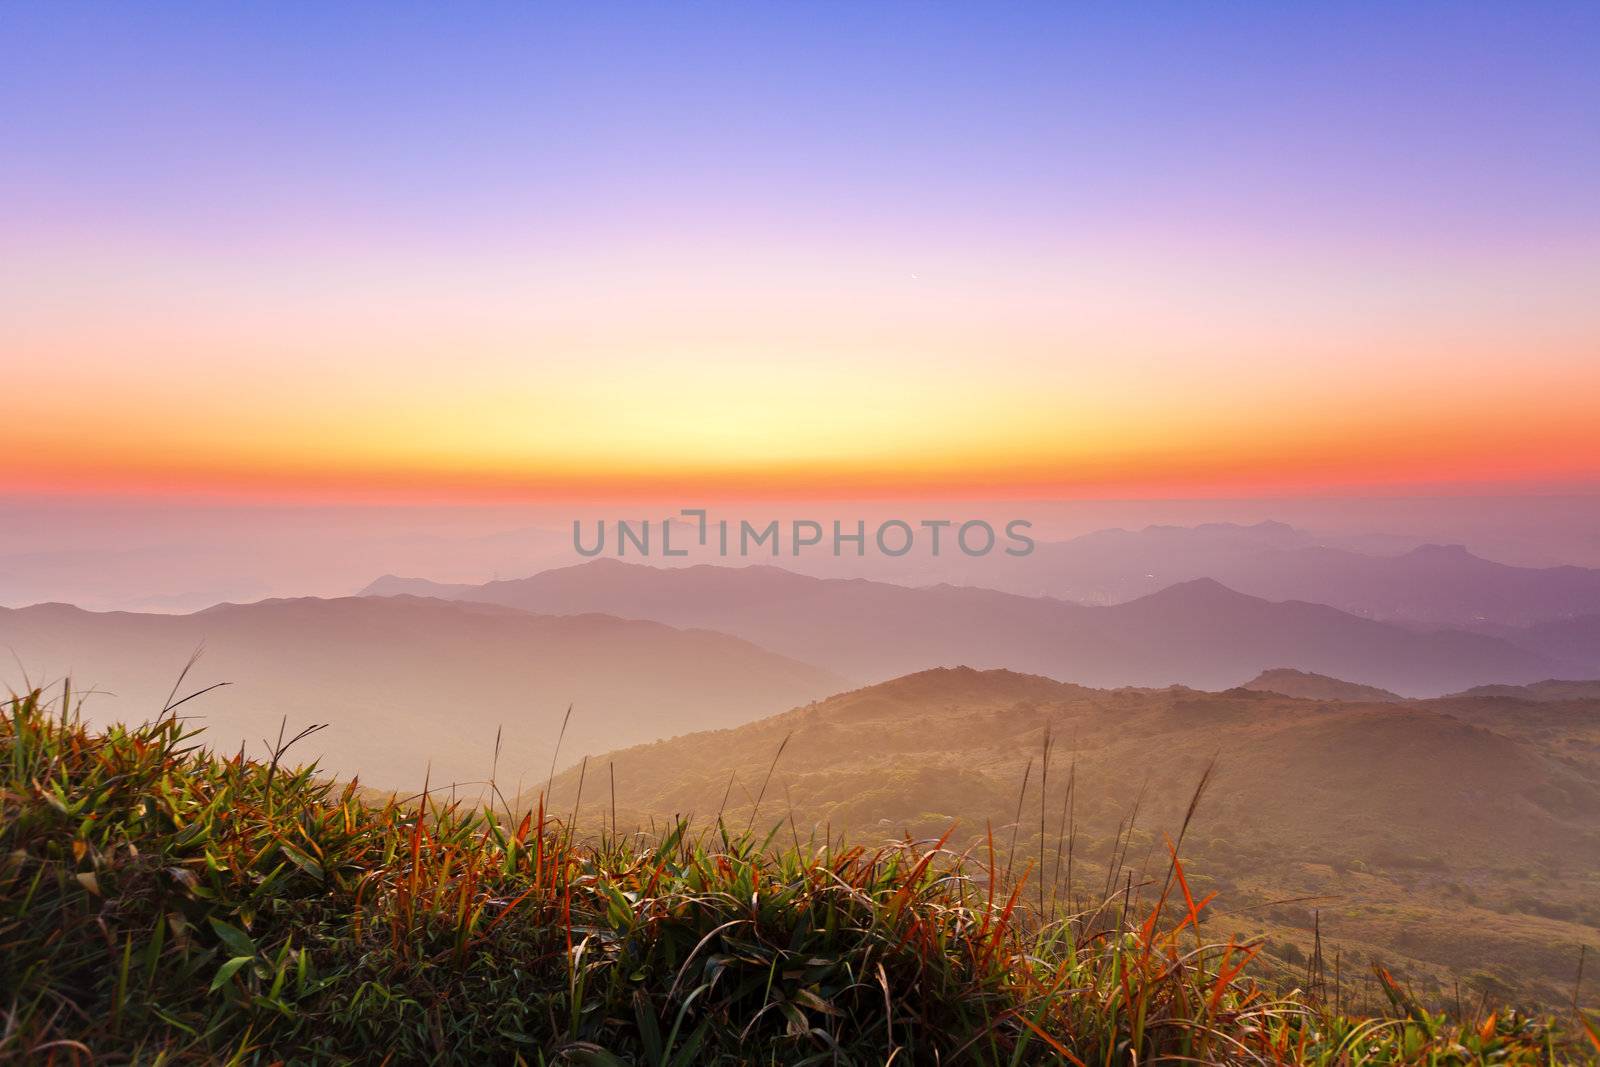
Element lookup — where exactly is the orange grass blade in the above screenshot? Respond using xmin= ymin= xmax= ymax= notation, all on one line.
xmin=1015 ymin=1014 xmax=1088 ymax=1067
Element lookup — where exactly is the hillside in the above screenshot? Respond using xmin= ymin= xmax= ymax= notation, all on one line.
xmin=363 ymin=560 xmax=1568 ymax=695
xmin=6 ymin=686 xmax=1580 ymax=1064
xmin=0 ymin=595 xmax=844 ymax=791
xmin=1243 ymin=668 xmax=1405 ymax=702
xmin=1478 ymin=615 xmax=1600 ymax=675
xmin=538 ymin=667 xmax=1600 ymax=1008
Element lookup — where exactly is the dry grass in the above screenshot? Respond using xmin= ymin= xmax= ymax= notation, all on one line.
xmin=2 ymin=684 xmax=1593 ymax=1064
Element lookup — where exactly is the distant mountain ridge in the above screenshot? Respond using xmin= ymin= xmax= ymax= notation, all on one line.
xmin=1241 ymin=668 xmax=1404 ymax=703
xmin=1445 ymin=679 xmax=1600 ymax=702
xmin=821 ymin=521 xmax=1600 ymax=626
xmin=1469 ymin=614 xmax=1600 ymax=675
xmin=361 ymin=560 xmax=1569 ymax=696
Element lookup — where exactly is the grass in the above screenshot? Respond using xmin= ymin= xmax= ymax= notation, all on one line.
xmin=2 ymin=684 xmax=1596 ymax=1064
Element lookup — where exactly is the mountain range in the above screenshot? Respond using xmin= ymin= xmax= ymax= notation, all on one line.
xmin=818 ymin=521 xmax=1600 ymax=627
xmin=362 ymin=559 xmax=1571 ymax=695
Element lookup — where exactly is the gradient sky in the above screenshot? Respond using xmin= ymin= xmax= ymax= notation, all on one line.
xmin=3 ymin=3 xmax=1598 ymax=501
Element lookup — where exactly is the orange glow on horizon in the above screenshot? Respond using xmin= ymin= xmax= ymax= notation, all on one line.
xmin=7 ymin=6 xmax=1600 ymax=512
xmin=8 ymin=219 xmax=1598 ymax=507
xmin=10 ymin=398 xmax=1599 ymax=506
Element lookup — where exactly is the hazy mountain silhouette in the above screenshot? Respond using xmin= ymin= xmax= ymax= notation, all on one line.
xmin=1444 ymin=679 xmax=1600 ymax=702
xmin=0 ymin=595 xmax=845 ymax=791
xmin=362 ymin=561 xmax=1566 ymax=696
xmin=1241 ymin=668 xmax=1404 ymax=702
xmin=1470 ymin=614 xmax=1600 ymax=675
xmin=845 ymin=521 xmax=1600 ymax=625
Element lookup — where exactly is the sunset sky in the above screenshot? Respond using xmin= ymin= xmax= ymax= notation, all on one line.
xmin=4 ymin=3 xmax=1598 ymax=501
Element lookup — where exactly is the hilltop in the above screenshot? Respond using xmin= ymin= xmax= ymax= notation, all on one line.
xmin=1242 ymin=668 xmax=1405 ymax=702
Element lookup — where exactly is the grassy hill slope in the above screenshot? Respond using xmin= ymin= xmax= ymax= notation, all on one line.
xmin=3 ymin=686 xmax=1590 ymax=1064
xmin=538 ymin=668 xmax=1600 ymax=1010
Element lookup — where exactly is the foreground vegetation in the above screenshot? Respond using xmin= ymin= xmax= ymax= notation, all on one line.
xmin=2 ymin=686 xmax=1596 ymax=1064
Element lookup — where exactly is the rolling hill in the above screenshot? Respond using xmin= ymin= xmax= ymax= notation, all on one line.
xmin=1241 ymin=668 xmax=1405 ymax=702
xmin=0 ymin=595 xmax=845 ymax=791
xmin=536 ymin=666 xmax=1600 ymax=1007
xmin=1442 ymin=679 xmax=1600 ymax=702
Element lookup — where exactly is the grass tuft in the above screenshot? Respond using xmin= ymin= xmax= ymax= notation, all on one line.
xmin=1 ymin=684 xmax=1589 ymax=1064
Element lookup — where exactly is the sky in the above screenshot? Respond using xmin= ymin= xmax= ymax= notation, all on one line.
xmin=3 ymin=2 xmax=1599 ymax=502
